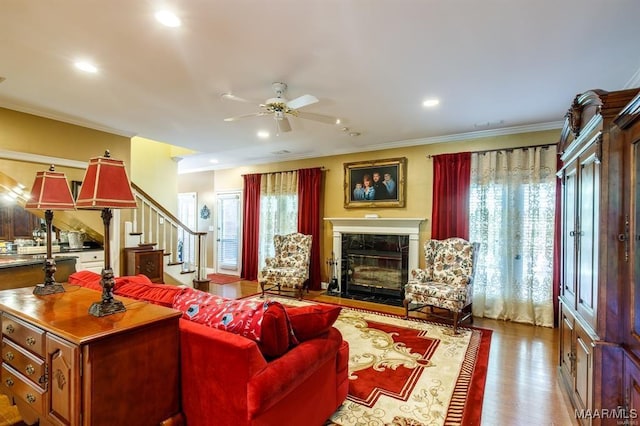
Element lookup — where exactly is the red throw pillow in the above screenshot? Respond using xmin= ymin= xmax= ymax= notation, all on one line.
xmin=173 ymin=288 xmax=292 ymax=358
xmin=286 ymin=304 xmax=342 ymax=342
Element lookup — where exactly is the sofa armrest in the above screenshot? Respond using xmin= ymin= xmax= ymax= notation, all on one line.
xmin=247 ymin=327 xmax=343 ymax=416
xmin=179 ymin=319 xmax=268 ymax=425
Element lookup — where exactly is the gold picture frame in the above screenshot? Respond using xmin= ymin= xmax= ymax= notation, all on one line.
xmin=343 ymin=157 xmax=406 ymax=208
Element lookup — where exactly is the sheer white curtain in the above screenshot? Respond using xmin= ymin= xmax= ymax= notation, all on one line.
xmin=469 ymin=146 xmax=557 ymax=327
xmin=258 ymin=171 xmax=298 ymax=268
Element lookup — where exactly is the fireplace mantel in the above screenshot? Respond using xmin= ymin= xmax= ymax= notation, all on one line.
xmin=324 ymin=217 xmax=426 ymax=293
xmin=324 ymin=217 xmax=425 ymax=235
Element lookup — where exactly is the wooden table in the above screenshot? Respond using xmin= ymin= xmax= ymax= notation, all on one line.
xmin=0 ymin=286 xmax=182 ymax=425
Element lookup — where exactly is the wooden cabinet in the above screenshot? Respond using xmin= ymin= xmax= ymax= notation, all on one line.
xmin=0 ymin=286 xmax=181 ymax=425
xmin=124 ymin=247 xmax=164 ymax=282
xmin=0 ymin=205 xmax=41 ymax=241
xmin=55 ymin=250 xmax=105 ymax=274
xmin=558 ymin=88 xmax=639 ymax=424
xmin=615 ymin=93 xmax=640 ymax=420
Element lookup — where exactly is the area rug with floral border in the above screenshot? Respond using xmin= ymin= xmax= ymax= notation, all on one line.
xmin=249 ymin=295 xmax=492 ymax=426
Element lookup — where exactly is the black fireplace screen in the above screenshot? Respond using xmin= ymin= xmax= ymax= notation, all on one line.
xmin=341 ymin=233 xmax=409 ymax=301
xmin=348 ymin=251 xmax=403 ymax=290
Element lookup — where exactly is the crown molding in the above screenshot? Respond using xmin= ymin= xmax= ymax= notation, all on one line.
xmin=0 ymin=101 xmax=135 ymax=138
xmin=0 ymin=149 xmax=87 ymax=169
xmin=625 ymin=66 xmax=640 ymax=89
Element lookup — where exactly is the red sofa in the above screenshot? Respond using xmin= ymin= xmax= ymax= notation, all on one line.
xmin=68 ymin=271 xmax=349 ymax=426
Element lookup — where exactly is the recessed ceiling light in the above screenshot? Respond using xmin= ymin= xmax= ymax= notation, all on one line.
xmin=423 ymin=99 xmax=440 ymax=107
xmin=74 ymin=61 xmax=98 ymax=73
xmin=209 ymin=159 xmax=219 ymax=164
xmin=335 ymin=118 xmax=342 ymax=125
xmin=155 ymin=10 xmax=181 ymax=27
xmin=257 ymin=130 xmax=270 ymax=139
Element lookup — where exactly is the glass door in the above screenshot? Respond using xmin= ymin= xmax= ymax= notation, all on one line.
xmin=216 ymin=191 xmax=241 ymax=274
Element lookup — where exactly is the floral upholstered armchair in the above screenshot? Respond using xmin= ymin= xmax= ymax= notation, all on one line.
xmin=259 ymin=232 xmax=312 ymax=299
xmin=403 ymin=237 xmax=479 ymax=334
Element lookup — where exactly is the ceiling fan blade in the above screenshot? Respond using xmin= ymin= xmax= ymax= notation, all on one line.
xmin=296 ymin=111 xmax=340 ymax=125
xmin=286 ymin=94 xmax=318 ymax=110
xmin=276 ymin=116 xmax=292 ymax=133
xmin=220 ymin=93 xmax=260 ymax=104
xmin=224 ymin=112 xmax=267 ymax=122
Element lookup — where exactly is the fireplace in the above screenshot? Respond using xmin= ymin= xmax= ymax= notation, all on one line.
xmin=324 ymin=217 xmax=425 ymax=304
xmin=343 ymin=234 xmax=409 ymax=302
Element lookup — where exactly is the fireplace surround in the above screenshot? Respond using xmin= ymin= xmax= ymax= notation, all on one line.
xmin=324 ymin=217 xmax=425 ymax=303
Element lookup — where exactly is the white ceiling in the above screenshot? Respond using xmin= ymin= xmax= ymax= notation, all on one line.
xmin=1 ymin=1 xmax=640 ymax=173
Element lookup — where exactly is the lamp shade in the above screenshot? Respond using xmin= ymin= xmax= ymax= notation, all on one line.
xmin=76 ymin=151 xmax=137 ymax=209
xmin=25 ymin=165 xmax=76 ymax=210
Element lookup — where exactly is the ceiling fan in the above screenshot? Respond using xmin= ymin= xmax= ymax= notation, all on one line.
xmin=221 ymin=82 xmax=340 ymax=134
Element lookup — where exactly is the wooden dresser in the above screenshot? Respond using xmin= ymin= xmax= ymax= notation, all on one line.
xmin=0 ymin=286 xmax=182 ymax=425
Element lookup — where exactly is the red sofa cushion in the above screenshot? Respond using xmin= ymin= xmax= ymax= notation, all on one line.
xmin=173 ymin=289 xmax=292 ymax=358
xmin=286 ymin=304 xmax=342 ymax=342
xmin=68 ymin=270 xmax=103 ymax=291
xmin=67 ymin=270 xmax=141 ymax=292
xmin=116 ymin=277 xmax=188 ymax=308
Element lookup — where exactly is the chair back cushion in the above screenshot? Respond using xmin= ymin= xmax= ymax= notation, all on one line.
xmin=427 ymin=237 xmax=475 ymax=286
xmin=273 ymin=233 xmax=312 ymax=268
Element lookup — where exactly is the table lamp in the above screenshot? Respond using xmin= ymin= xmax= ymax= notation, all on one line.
xmin=25 ymin=165 xmax=76 ymax=295
xmin=76 ymin=150 xmax=137 ymax=317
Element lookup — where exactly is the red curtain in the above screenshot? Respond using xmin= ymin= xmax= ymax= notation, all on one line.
xmin=298 ymin=167 xmax=323 ymax=290
xmin=241 ymin=174 xmax=261 ymax=281
xmin=553 ymin=154 xmax=562 ymax=327
xmin=431 ymin=152 xmax=471 ymax=240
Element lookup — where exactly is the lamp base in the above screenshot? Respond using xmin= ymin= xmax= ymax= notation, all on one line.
xmin=88 ymin=299 xmax=126 ymax=317
xmin=33 ymin=283 xmax=65 ymax=296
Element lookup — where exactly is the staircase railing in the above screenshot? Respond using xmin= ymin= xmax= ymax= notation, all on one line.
xmin=129 ymin=183 xmax=209 ymax=287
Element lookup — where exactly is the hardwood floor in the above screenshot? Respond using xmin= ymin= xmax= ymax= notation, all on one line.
xmin=216 ymin=280 xmax=578 ymax=425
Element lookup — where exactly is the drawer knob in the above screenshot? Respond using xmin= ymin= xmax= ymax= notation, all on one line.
xmin=4 ymin=351 xmax=14 ymax=361
xmin=25 ymin=365 xmax=35 ymax=376
xmin=25 ymin=336 xmax=36 ymax=346
xmin=5 ymin=324 xmax=14 ymax=334
xmin=26 ymin=393 xmax=36 ymax=404
xmin=5 ymin=378 xmax=13 ymax=387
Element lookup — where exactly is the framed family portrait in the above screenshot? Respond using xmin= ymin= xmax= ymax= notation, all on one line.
xmin=343 ymin=157 xmax=406 ymax=208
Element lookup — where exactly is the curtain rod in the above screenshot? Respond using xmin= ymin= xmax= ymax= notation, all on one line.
xmin=241 ymin=166 xmax=327 ymax=176
xmin=426 ymin=142 xmax=558 ymax=159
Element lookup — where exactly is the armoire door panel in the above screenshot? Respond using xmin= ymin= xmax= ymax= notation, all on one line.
xmin=577 ymin=146 xmax=600 ymax=328
xmin=562 ymin=162 xmax=578 ymax=305
xmin=632 ymin=140 xmax=640 ymax=347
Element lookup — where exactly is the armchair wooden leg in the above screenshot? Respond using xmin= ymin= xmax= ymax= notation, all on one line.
xmin=452 ymin=311 xmax=459 ymax=334
xmin=259 ymin=281 xmax=266 ymax=298
xmin=403 ymin=298 xmax=410 ymax=319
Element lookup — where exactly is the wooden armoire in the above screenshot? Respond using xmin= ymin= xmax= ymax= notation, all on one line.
xmin=558 ymin=88 xmax=640 ymax=424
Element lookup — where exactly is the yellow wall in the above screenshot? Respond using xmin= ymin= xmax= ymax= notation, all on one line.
xmin=198 ymin=128 xmax=561 ymax=278
xmin=131 ymin=137 xmax=181 ymax=214
xmin=0 ymin=108 xmax=132 ymax=241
